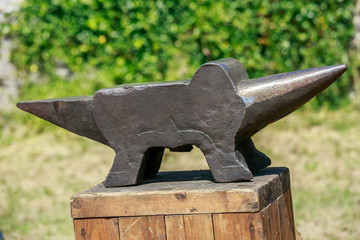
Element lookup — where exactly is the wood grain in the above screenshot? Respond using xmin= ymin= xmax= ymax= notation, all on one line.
xmin=164 ymin=215 xmax=186 ymax=240
xmin=183 ymin=214 xmax=214 ymax=240
xmin=261 ymin=199 xmax=281 ymax=240
xmin=118 ymin=216 xmax=149 ymax=239
xmin=278 ymin=194 xmax=296 ymax=240
xmin=285 ymin=190 xmax=296 ymax=237
xmin=295 ymin=228 xmax=303 ymax=240
xmin=73 ymin=218 xmax=119 ymax=240
xmin=146 ymin=216 xmax=166 ymax=240
xmin=213 ymin=213 xmax=264 ymax=240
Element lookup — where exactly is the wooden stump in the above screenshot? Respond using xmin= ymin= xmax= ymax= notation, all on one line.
xmin=71 ymin=167 xmax=296 ymax=240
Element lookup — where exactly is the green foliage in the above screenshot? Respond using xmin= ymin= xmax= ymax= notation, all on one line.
xmin=2 ymin=0 xmax=355 ymax=107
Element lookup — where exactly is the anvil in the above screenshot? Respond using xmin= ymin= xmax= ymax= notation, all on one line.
xmin=17 ymin=58 xmax=346 ymax=187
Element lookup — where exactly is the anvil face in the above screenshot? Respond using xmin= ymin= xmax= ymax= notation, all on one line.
xmin=17 ymin=58 xmax=347 ymax=187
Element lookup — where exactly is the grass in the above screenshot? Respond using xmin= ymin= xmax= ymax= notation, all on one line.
xmin=0 ymin=103 xmax=360 ymax=239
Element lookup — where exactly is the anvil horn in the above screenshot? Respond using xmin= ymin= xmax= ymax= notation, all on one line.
xmin=17 ymin=96 xmax=110 ymax=146
xmin=237 ymin=64 xmax=347 ymax=140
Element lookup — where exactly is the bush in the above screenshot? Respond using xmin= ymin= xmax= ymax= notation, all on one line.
xmin=2 ymin=0 xmax=355 ymax=107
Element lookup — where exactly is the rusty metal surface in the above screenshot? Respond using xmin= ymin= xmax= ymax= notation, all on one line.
xmin=17 ymin=58 xmax=347 ymax=187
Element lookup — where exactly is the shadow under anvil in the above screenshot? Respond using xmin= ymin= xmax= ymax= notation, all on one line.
xmin=141 ymin=167 xmax=288 ymax=183
xmin=90 ymin=167 xmax=290 ymax=193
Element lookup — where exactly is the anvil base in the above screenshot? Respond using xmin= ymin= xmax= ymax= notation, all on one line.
xmin=71 ymin=167 xmax=298 ymax=239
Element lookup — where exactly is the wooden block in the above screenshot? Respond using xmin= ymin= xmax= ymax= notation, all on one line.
xmin=73 ymin=218 xmax=119 ymax=240
xmin=164 ymin=215 xmax=186 ymax=240
xmin=213 ymin=213 xmax=264 ymax=240
xmin=71 ymin=167 xmax=290 ymax=218
xmin=71 ymin=167 xmax=296 ymax=240
xmin=183 ymin=214 xmax=214 ymax=240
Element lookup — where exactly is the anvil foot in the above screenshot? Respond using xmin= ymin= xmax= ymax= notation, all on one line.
xmin=104 ymin=151 xmax=147 ymax=187
xmin=237 ymin=138 xmax=271 ymax=172
xmin=212 ymin=164 xmax=253 ymax=182
xmin=203 ymin=147 xmax=253 ymax=182
xmin=104 ymin=171 xmax=134 ymax=187
xmin=143 ymin=147 xmax=165 ymax=178
xmin=104 ymin=147 xmax=165 ymax=187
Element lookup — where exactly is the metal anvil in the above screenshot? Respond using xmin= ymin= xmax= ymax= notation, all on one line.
xmin=17 ymin=58 xmax=346 ymax=187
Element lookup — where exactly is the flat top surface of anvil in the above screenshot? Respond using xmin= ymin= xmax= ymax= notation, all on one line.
xmin=70 ymin=167 xmax=290 ymax=218
xmin=17 ymin=58 xmax=347 ymax=187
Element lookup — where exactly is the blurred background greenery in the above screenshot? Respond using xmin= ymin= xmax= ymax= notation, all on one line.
xmin=2 ymin=0 xmax=356 ymax=106
xmin=0 ymin=0 xmax=360 ymax=239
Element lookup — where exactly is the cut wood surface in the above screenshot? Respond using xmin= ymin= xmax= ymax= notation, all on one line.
xmin=71 ymin=167 xmax=290 ymax=218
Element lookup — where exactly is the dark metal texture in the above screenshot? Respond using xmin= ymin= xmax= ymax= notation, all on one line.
xmin=17 ymin=58 xmax=347 ymax=187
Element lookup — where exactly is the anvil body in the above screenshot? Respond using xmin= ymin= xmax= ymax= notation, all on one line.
xmin=17 ymin=58 xmax=346 ymax=187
